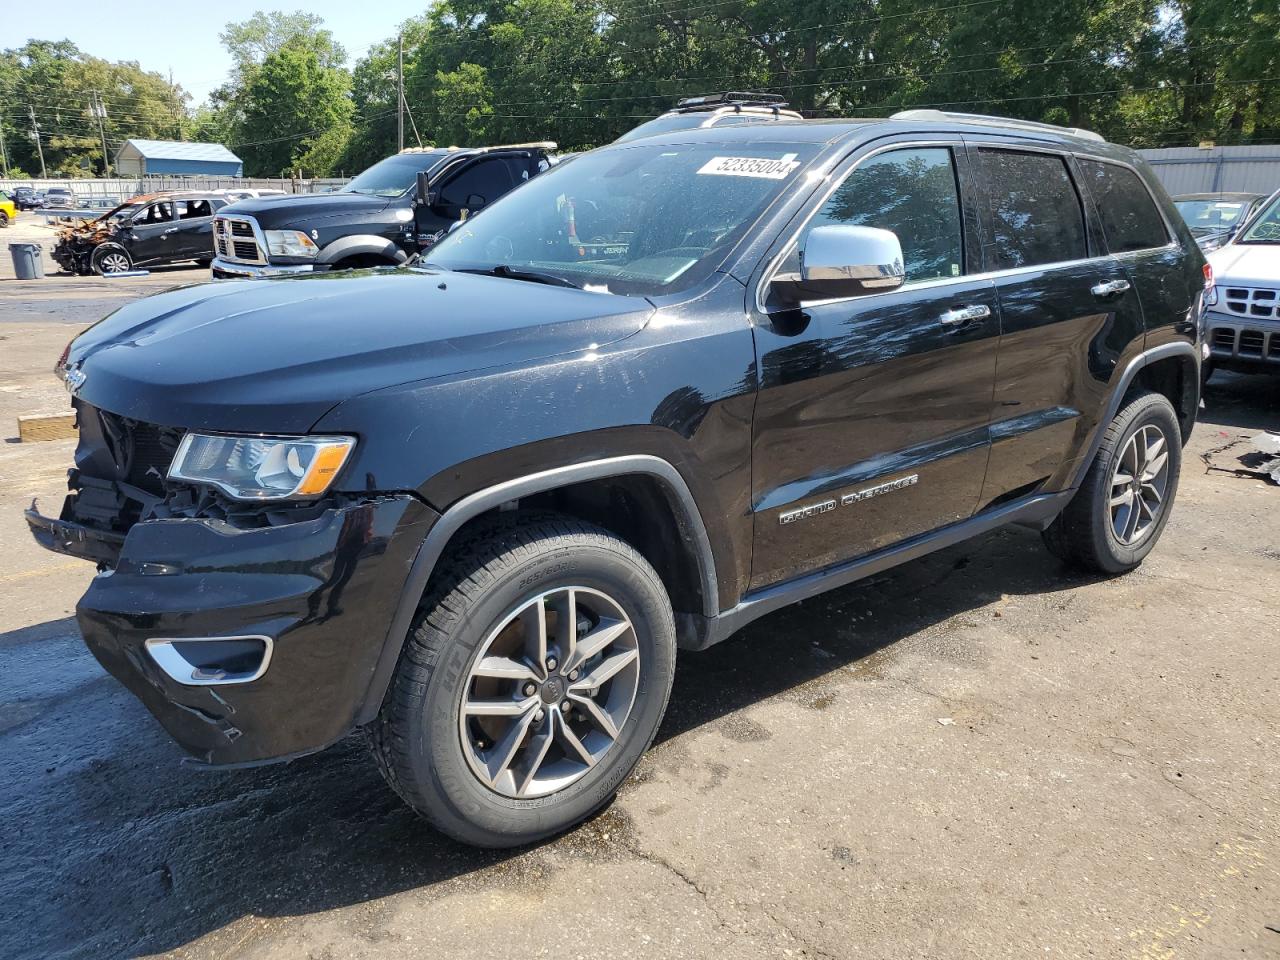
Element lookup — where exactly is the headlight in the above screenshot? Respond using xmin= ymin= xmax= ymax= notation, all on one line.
xmin=168 ymin=434 xmax=355 ymax=500
xmin=263 ymin=229 xmax=318 ymax=258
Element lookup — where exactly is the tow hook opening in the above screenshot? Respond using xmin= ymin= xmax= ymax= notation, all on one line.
xmin=144 ymin=636 xmax=274 ymax=686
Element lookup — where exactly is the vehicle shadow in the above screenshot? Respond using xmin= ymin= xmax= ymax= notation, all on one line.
xmin=0 ymin=523 xmax=1101 ymax=960
xmin=1199 ymin=370 xmax=1280 ymax=432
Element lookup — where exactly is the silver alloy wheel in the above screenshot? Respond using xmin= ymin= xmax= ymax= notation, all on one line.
xmin=99 ymin=252 xmax=131 ymax=273
xmin=458 ymin=586 xmax=641 ymax=799
xmin=1110 ymin=423 xmax=1170 ymax=545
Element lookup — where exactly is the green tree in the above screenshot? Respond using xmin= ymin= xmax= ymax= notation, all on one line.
xmin=234 ymin=36 xmax=354 ymax=175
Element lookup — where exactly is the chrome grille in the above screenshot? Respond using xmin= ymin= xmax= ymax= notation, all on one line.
xmin=1222 ymin=286 xmax=1279 ymax=320
xmin=213 ymin=215 xmax=266 ymax=264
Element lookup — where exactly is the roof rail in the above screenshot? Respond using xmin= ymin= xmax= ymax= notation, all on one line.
xmin=400 ymin=141 xmax=558 ymax=155
xmin=890 ymin=109 xmax=1105 ymax=143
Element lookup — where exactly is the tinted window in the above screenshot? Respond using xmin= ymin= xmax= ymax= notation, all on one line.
xmin=980 ymin=150 xmax=1087 ymax=269
xmin=1079 ymin=160 xmax=1169 ymax=251
xmin=136 ymin=201 xmax=173 ymax=224
xmin=175 ymin=199 xmax=213 ymax=220
xmin=801 ymin=147 xmax=964 ymax=283
xmin=437 ymin=158 xmax=515 ymax=212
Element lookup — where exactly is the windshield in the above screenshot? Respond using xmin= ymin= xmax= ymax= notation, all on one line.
xmin=1175 ymin=199 xmax=1251 ymax=234
xmin=1239 ymin=193 xmax=1280 ymax=243
xmin=425 ymin=140 xmax=819 ymax=297
xmin=343 ymin=152 xmax=445 ymax=198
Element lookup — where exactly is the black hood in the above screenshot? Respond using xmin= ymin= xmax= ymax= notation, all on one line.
xmin=221 ymin=191 xmax=393 ymax=228
xmin=66 ymin=269 xmax=653 ymax=433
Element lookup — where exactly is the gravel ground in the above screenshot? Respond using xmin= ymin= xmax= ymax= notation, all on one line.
xmin=0 ymin=275 xmax=1277 ymax=960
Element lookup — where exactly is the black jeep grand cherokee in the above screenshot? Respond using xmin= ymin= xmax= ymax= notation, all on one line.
xmin=29 ymin=113 xmax=1206 ymax=848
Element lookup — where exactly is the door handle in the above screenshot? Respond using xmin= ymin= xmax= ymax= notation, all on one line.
xmin=162 ymin=227 xmax=179 ymax=235
xmin=939 ymin=304 xmax=991 ymax=328
xmin=1091 ymin=278 xmax=1130 ymax=297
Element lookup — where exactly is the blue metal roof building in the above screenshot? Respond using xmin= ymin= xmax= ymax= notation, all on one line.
xmin=113 ymin=139 xmax=243 ymax=177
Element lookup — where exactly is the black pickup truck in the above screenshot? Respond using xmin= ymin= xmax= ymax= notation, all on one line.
xmin=30 ymin=112 xmax=1205 ymax=848
xmin=210 ymin=143 xmax=554 ymax=278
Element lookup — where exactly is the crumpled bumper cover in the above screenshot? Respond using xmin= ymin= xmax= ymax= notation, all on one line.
xmin=45 ymin=495 xmax=435 ymax=766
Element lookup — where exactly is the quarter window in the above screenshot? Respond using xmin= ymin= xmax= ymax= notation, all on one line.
xmin=800 ymin=147 xmax=965 ymax=284
xmin=979 ymin=150 xmax=1087 ymax=269
xmin=1077 ymin=160 xmax=1170 ymax=252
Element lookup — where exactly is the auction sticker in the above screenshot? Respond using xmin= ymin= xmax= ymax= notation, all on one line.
xmin=697 ymin=153 xmax=800 ymax=180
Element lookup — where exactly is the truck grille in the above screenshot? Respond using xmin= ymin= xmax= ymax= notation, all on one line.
xmin=1222 ymin=287 xmax=1279 ymax=320
xmin=213 ymin=215 xmax=266 ymax=264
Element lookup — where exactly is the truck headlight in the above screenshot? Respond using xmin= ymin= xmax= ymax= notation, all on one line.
xmin=168 ymin=434 xmax=355 ymax=500
xmin=263 ymin=229 xmax=319 ymax=258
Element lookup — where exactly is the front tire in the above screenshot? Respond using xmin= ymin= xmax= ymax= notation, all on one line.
xmin=92 ymin=244 xmax=132 ymax=275
xmin=1042 ymin=390 xmax=1181 ymax=574
xmin=369 ymin=514 xmax=676 ymax=848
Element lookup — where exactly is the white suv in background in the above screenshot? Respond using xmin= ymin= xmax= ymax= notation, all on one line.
xmin=1204 ymin=188 xmax=1280 ymax=381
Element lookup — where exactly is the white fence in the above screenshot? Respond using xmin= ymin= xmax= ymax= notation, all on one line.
xmin=0 ymin=175 xmax=351 ymax=204
xmin=1137 ymin=146 xmax=1280 ymax=196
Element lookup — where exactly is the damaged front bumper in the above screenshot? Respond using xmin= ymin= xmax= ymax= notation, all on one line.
xmin=26 ymin=493 xmax=436 ymax=766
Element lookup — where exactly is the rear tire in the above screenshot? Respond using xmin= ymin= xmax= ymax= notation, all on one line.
xmin=368 ymin=513 xmax=676 ymax=848
xmin=0 ymin=211 xmax=9 ymax=227
xmin=1042 ymin=390 xmax=1181 ymax=574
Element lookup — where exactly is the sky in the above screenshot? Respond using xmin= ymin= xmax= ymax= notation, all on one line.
xmin=1 ymin=0 xmax=430 ymax=105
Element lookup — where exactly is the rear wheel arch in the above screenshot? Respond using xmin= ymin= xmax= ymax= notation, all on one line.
xmin=358 ymin=456 xmax=719 ymax=724
xmin=1127 ymin=351 xmax=1198 ymax=443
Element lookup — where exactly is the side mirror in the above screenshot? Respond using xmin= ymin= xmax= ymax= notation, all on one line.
xmin=415 ymin=170 xmax=432 ymax=207
xmin=772 ymin=225 xmax=905 ymax=303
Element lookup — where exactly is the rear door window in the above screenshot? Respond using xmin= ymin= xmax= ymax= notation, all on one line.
xmin=979 ymin=149 xmax=1088 ymax=269
xmin=1077 ymin=160 xmax=1170 ymax=252
xmin=798 ymin=147 xmax=965 ymax=284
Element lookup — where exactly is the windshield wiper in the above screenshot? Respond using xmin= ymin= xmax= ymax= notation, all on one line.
xmin=457 ymin=264 xmax=581 ymax=289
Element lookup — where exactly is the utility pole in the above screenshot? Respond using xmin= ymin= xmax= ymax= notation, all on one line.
xmin=91 ymin=91 xmax=111 ymax=177
xmin=0 ymin=116 xmax=9 ymax=178
xmin=397 ymin=34 xmax=405 ymax=152
xmin=28 ymin=105 xmax=46 ymax=178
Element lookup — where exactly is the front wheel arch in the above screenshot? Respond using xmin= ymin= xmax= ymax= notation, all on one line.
xmin=356 ymin=456 xmax=719 ymax=727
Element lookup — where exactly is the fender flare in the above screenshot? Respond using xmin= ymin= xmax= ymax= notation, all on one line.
xmin=316 ymin=234 xmax=408 ymax=267
xmin=357 ymin=455 xmax=719 ymax=723
xmin=1066 ymin=340 xmax=1199 ymax=490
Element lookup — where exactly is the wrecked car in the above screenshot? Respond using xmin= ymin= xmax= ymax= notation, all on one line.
xmin=51 ymin=191 xmax=230 ymax=275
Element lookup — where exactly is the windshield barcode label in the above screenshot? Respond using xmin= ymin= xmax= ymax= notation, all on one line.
xmin=697 ymin=154 xmax=800 ymax=180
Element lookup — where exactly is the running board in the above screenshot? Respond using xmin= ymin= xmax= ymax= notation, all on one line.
xmin=689 ymin=488 xmax=1073 ymax=650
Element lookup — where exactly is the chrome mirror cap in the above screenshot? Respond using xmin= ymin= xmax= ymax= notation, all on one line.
xmin=772 ymin=224 xmax=906 ymax=303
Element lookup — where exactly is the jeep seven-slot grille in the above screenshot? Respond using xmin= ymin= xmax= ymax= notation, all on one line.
xmin=213 ymin=215 xmax=266 ymax=264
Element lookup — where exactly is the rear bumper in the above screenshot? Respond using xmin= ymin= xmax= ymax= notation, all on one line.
xmin=210 ymin=257 xmax=315 ymax=279
xmin=27 ymin=494 xmax=436 ymax=765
